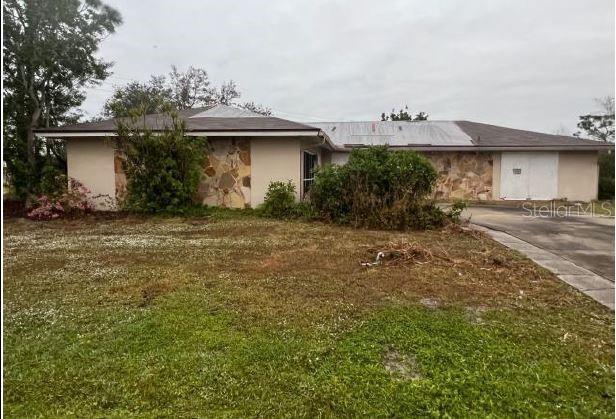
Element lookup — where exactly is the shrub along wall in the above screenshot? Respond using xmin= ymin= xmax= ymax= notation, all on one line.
xmin=309 ymin=146 xmax=446 ymax=230
xmin=115 ymin=111 xmax=208 ymax=212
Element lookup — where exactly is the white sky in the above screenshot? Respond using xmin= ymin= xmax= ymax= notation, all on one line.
xmin=82 ymin=0 xmax=615 ymax=134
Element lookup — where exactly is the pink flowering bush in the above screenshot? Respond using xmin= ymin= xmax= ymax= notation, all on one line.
xmin=27 ymin=178 xmax=95 ymax=221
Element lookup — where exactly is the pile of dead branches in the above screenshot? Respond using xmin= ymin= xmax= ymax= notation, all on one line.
xmin=362 ymin=240 xmax=436 ymax=267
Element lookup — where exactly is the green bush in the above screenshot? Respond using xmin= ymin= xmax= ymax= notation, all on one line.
xmin=310 ymin=146 xmax=445 ymax=230
xmin=309 ymin=164 xmax=348 ymax=222
xmin=259 ymin=181 xmax=298 ymax=218
xmin=38 ymin=164 xmax=68 ymax=197
xmin=598 ymin=152 xmax=614 ymax=200
xmin=115 ymin=110 xmax=208 ymax=212
xmin=446 ymin=200 xmax=468 ymax=223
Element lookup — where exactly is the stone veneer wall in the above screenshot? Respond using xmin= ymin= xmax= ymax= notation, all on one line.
xmin=113 ymin=138 xmax=251 ymax=208
xmin=198 ymin=138 xmax=251 ymax=208
xmin=425 ymin=152 xmax=493 ymax=200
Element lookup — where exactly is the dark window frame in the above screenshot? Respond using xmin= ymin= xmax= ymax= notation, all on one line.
xmin=302 ymin=150 xmax=318 ymax=198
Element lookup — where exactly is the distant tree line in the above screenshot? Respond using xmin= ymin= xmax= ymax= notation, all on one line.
xmin=380 ymin=106 xmax=428 ymax=121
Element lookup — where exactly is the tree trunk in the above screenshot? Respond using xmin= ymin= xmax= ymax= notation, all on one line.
xmin=26 ymin=112 xmax=39 ymax=165
xmin=25 ymin=99 xmax=41 ymax=205
xmin=26 ymin=76 xmax=39 ymax=150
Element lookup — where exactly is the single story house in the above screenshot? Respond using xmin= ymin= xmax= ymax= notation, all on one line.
xmin=35 ymin=104 xmax=613 ymax=209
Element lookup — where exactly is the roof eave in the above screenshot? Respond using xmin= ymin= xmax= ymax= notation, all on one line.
xmin=336 ymin=144 xmax=614 ymax=152
xmin=35 ymin=129 xmax=324 ymax=138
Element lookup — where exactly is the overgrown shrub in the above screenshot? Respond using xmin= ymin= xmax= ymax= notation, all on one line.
xmin=38 ymin=164 xmax=68 ymax=197
xmin=259 ymin=181 xmax=298 ymax=218
xmin=309 ymin=164 xmax=348 ymax=222
xmin=598 ymin=152 xmax=614 ymax=200
xmin=27 ymin=178 xmax=94 ymax=220
xmin=310 ymin=146 xmax=444 ymax=230
xmin=446 ymin=200 xmax=468 ymax=223
xmin=116 ymin=110 xmax=208 ymax=212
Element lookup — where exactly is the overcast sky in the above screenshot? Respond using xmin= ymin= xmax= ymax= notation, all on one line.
xmin=83 ymin=0 xmax=614 ymax=134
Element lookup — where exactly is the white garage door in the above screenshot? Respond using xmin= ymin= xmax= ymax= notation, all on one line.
xmin=500 ymin=152 xmax=558 ymax=200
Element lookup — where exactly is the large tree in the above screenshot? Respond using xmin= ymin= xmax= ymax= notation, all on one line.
xmin=380 ymin=106 xmax=428 ymax=122
xmin=575 ymin=96 xmax=615 ymax=142
xmin=102 ymin=76 xmax=171 ymax=118
xmin=3 ymin=0 xmax=122 ymax=198
xmin=102 ymin=66 xmax=271 ymax=118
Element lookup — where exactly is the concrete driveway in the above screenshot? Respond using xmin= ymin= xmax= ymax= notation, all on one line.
xmin=466 ymin=206 xmax=614 ymax=282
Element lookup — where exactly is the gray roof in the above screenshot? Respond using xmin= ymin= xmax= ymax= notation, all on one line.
xmin=455 ymin=120 xmax=603 ymax=147
xmin=35 ymin=105 xmax=612 ymax=151
xmin=189 ymin=104 xmax=265 ymax=118
xmin=312 ymin=120 xmax=612 ymax=151
xmin=309 ymin=121 xmax=473 ymax=147
xmin=35 ymin=105 xmax=318 ymax=134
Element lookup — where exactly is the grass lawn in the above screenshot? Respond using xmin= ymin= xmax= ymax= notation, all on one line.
xmin=3 ymin=213 xmax=614 ymax=417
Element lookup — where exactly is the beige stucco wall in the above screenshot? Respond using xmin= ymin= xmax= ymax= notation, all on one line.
xmin=66 ymin=138 xmax=116 ymax=209
xmin=250 ymin=137 xmax=301 ymax=206
xmin=557 ymin=151 xmax=599 ymax=201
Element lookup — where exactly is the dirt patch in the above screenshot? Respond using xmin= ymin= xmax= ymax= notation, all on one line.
xmin=382 ymin=347 xmax=421 ymax=381
xmin=260 ymin=254 xmax=284 ymax=270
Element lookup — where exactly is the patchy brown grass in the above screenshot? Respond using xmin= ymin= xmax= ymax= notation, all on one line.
xmin=3 ymin=214 xmax=594 ymax=322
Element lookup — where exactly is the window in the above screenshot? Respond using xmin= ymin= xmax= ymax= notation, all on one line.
xmin=302 ymin=151 xmax=317 ymax=197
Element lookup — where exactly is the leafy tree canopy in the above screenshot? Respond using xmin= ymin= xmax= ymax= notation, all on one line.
xmin=3 ymin=0 xmax=122 ymax=199
xmin=575 ymin=96 xmax=615 ymax=142
xmin=381 ymin=106 xmax=428 ymax=121
xmin=103 ymin=66 xmax=271 ymax=118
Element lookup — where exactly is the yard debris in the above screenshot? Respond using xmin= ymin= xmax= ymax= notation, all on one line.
xmin=360 ymin=251 xmax=386 ymax=267
xmin=361 ymin=239 xmax=467 ymax=268
xmin=361 ymin=240 xmax=434 ymax=267
xmin=382 ymin=347 xmax=421 ymax=381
